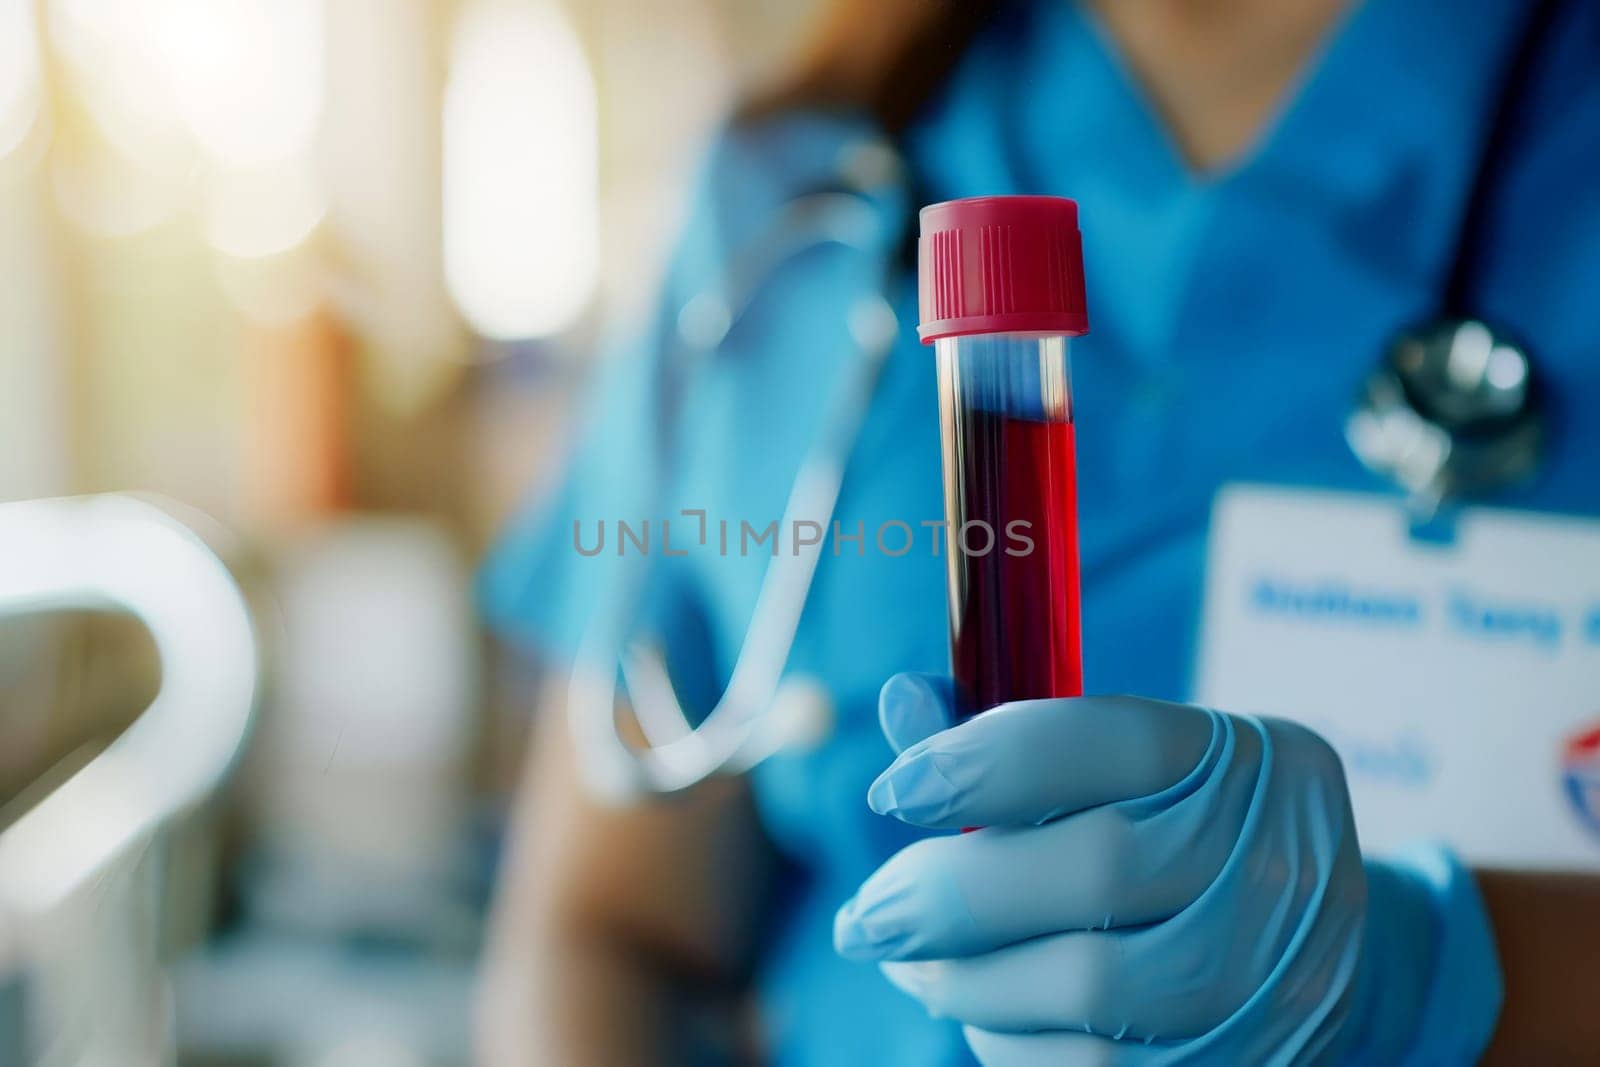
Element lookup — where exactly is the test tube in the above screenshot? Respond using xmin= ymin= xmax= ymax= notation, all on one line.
xmin=917 ymin=196 xmax=1090 ymax=716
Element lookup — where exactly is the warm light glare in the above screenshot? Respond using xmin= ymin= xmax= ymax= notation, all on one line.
xmin=148 ymin=0 xmax=325 ymax=169
xmin=50 ymin=0 xmax=200 ymax=172
xmin=444 ymin=0 xmax=599 ymax=341
xmin=0 ymin=0 xmax=43 ymax=161
xmin=50 ymin=132 xmax=186 ymax=237
xmin=205 ymin=156 xmax=328 ymax=259
xmin=48 ymin=0 xmax=327 ymax=251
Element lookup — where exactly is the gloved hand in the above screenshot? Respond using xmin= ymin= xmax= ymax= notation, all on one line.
xmin=834 ymin=674 xmax=1504 ymax=1065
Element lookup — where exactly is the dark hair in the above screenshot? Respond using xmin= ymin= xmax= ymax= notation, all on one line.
xmin=738 ymin=0 xmax=1004 ymax=135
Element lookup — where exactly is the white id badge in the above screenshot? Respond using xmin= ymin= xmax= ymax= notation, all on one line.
xmin=1196 ymin=484 xmax=1600 ymax=870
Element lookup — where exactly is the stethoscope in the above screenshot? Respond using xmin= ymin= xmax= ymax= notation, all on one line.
xmin=1343 ymin=0 xmax=1556 ymax=516
xmin=568 ymin=139 xmax=907 ymax=799
xmin=569 ymin=5 xmax=1555 ymax=801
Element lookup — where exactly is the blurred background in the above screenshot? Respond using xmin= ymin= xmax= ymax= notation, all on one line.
xmin=0 ymin=1 xmax=813 ymax=1063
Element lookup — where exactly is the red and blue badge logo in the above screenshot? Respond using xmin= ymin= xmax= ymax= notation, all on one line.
xmin=1562 ymin=725 xmax=1600 ymax=841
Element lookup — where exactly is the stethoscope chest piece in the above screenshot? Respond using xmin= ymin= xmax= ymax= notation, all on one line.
xmin=1347 ymin=318 xmax=1542 ymax=512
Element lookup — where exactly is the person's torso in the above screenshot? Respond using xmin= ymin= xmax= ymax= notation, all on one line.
xmin=652 ymin=1 xmax=1600 ymax=1061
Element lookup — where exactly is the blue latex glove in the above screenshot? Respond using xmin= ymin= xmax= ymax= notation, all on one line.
xmin=835 ymin=674 xmax=1504 ymax=1065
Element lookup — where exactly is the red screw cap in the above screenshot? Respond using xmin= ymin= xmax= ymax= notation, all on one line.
xmin=917 ymin=195 xmax=1089 ymax=343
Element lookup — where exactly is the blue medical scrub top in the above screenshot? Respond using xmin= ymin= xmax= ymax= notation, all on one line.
xmin=482 ymin=1 xmax=1600 ymax=1063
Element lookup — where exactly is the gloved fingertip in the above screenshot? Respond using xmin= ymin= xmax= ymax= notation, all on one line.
xmin=833 ymin=893 xmax=911 ymax=960
xmin=866 ymin=768 xmax=899 ymax=815
xmin=832 ymin=897 xmax=870 ymax=957
xmin=879 ymin=672 xmax=956 ymax=755
xmin=868 ymin=749 xmax=963 ymax=824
